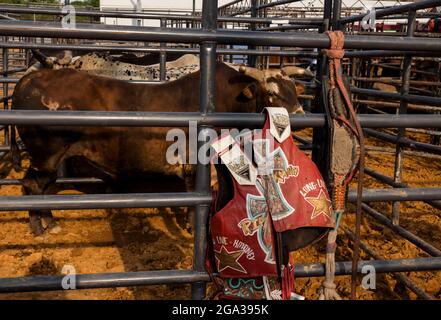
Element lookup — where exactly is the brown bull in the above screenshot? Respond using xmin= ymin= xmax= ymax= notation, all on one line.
xmin=12 ymin=62 xmax=307 ymax=235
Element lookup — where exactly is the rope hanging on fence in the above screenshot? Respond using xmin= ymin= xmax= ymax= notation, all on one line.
xmin=319 ymin=31 xmax=366 ymax=300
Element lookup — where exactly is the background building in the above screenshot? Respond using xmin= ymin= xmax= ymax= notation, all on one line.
xmin=99 ymin=1 xmax=422 ymax=27
xmin=100 ymin=0 xmax=232 ymax=26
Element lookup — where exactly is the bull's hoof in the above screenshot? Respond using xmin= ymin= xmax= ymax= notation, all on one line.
xmin=41 ymin=215 xmax=58 ymax=230
xmin=48 ymin=225 xmax=62 ymax=235
xmin=42 ymin=218 xmax=62 ymax=235
xmin=30 ymin=221 xmax=45 ymax=236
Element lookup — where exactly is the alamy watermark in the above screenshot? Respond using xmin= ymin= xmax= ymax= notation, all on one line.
xmin=361 ymin=7 xmax=376 ymax=31
xmin=361 ymin=264 xmax=377 ymax=290
xmin=166 ymin=121 xmax=276 ymax=171
xmin=61 ymin=5 xmax=76 ymax=29
xmin=61 ymin=264 xmax=76 ymax=290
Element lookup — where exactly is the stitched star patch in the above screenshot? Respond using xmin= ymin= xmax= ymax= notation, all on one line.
xmin=214 ymin=246 xmax=247 ymax=274
xmin=305 ymin=189 xmax=332 ymax=220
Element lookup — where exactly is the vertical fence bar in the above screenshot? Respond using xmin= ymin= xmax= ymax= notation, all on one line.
xmin=261 ymin=2 xmax=269 ymax=70
xmin=312 ymin=0 xmax=332 ymax=182
xmin=322 ymin=0 xmax=333 ymax=33
xmin=192 ymin=0 xmax=196 ymax=29
xmin=332 ymin=0 xmax=342 ymax=31
xmin=431 ymin=109 xmax=441 ymax=146
xmin=392 ymin=10 xmax=416 ymax=226
xmin=2 ymin=36 xmax=9 ymax=147
xmin=248 ymin=0 xmax=258 ymax=67
xmin=191 ymin=0 xmax=217 ymax=300
xmin=160 ymin=18 xmax=167 ymax=82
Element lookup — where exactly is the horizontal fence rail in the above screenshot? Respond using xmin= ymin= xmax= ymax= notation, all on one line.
xmin=1 ymin=21 xmax=441 ymax=51
xmin=0 ymin=193 xmax=211 ymax=211
xmin=362 ymin=204 xmax=441 ymax=257
xmin=351 ymin=188 xmax=441 ymax=202
xmin=364 ymin=129 xmax=441 ymax=155
xmin=0 ymin=111 xmax=440 ymax=128
xmin=3 ymin=42 xmax=441 ymax=59
xmin=345 ymin=50 xmax=441 ymax=58
xmin=0 ymin=42 xmax=320 ymax=57
xmin=0 ymin=188 xmax=438 ymax=212
xmin=364 ymin=168 xmax=441 ymax=210
xmin=0 ymin=257 xmax=439 ymax=293
xmin=351 ymin=88 xmax=441 ymax=107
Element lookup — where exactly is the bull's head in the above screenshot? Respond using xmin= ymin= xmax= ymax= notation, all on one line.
xmin=238 ymin=66 xmax=312 ymax=114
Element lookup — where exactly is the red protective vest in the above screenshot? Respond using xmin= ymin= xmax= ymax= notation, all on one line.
xmin=208 ymin=108 xmax=335 ymax=299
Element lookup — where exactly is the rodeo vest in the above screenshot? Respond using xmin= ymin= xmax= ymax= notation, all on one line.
xmin=208 ymin=107 xmax=335 ymax=300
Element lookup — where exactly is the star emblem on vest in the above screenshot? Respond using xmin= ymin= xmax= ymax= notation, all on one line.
xmin=305 ymin=189 xmax=332 ymax=220
xmin=214 ymin=246 xmax=247 ymax=274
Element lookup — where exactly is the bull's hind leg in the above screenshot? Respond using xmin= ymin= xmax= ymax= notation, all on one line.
xmin=40 ymin=197 xmax=61 ymax=235
xmin=28 ymin=212 xmax=44 ymax=236
xmin=22 ymin=167 xmax=58 ymax=236
xmin=40 ymin=181 xmax=109 ymax=235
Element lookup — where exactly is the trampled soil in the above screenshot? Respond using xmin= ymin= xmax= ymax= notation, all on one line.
xmin=0 ymin=126 xmax=439 ymax=300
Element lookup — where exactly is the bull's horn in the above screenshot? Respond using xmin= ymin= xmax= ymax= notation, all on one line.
xmin=31 ymin=49 xmax=55 ymax=68
xmin=239 ymin=66 xmax=264 ymax=82
xmin=282 ymin=66 xmax=314 ymax=78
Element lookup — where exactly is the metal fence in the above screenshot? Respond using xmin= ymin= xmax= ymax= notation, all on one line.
xmin=0 ymin=0 xmax=440 ymax=299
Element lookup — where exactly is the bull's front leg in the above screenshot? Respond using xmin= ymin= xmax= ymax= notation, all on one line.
xmin=39 ymin=183 xmax=63 ymax=235
xmin=22 ymin=167 xmax=59 ymax=236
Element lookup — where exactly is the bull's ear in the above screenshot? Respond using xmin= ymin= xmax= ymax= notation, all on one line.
xmin=242 ymin=86 xmax=254 ymax=99
xmin=241 ymin=83 xmax=257 ymax=100
xmin=295 ymin=82 xmax=306 ymax=96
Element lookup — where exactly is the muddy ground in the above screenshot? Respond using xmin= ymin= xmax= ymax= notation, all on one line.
xmin=0 ymin=126 xmax=439 ymax=300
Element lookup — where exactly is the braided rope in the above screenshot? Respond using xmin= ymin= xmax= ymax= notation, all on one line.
xmin=319 ymin=31 xmax=366 ymax=300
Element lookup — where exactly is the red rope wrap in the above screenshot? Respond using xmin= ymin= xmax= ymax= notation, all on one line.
xmin=321 ymin=31 xmax=366 ymax=300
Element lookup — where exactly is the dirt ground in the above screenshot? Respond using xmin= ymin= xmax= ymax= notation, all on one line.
xmin=0 ymin=125 xmax=439 ymax=300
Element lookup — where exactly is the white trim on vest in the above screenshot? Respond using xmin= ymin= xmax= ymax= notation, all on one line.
xmin=265 ymin=107 xmax=291 ymax=143
xmin=212 ymin=134 xmax=257 ymax=186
